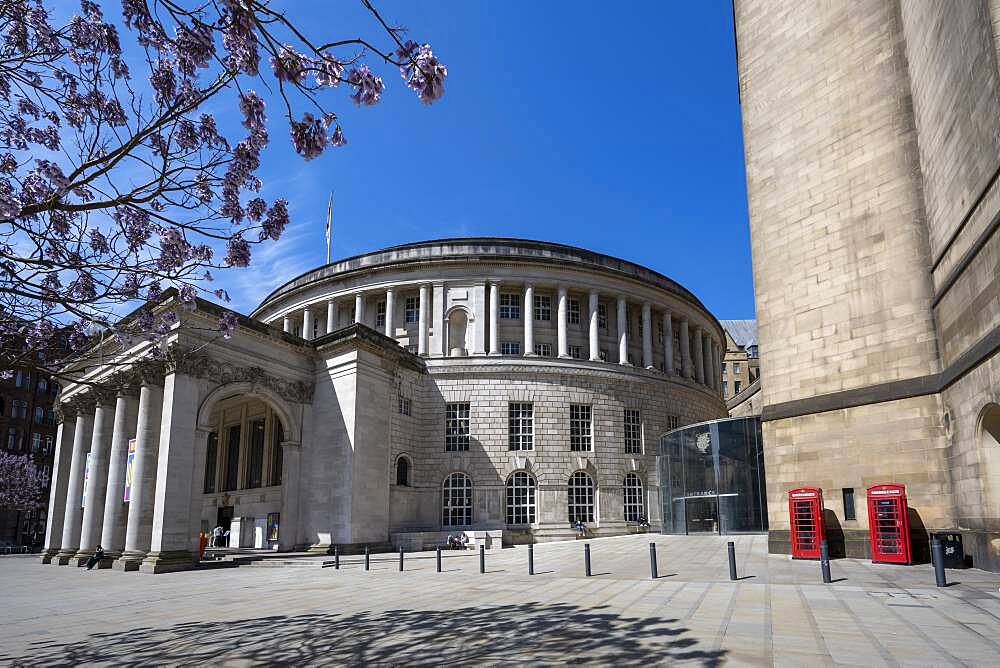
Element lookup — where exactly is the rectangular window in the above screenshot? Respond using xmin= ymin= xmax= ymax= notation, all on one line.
xmin=842 ymin=488 xmax=856 ymax=521
xmin=223 ymin=424 xmax=240 ymax=492
xmin=6 ymin=427 xmax=17 ymax=451
xmin=445 ymin=402 xmax=471 ymax=451
xmin=624 ymin=409 xmax=642 ymax=454
xmin=733 ymin=362 xmax=741 ymax=374
xmin=44 ymin=435 xmax=53 ymax=453
xmin=508 ymin=402 xmax=534 ymax=451
xmin=734 ymin=380 xmax=742 ymax=394
xmin=203 ymin=432 xmax=218 ymax=493
xmin=598 ymin=304 xmax=607 ymax=330
xmin=534 ymin=295 xmax=551 ymax=321
xmin=723 ymin=383 xmax=729 ymax=398
xmin=569 ymin=404 xmax=592 ymax=451
xmin=375 ymin=301 xmax=386 ymax=328
xmin=533 ymin=342 xmax=552 ymax=357
xmin=30 ymin=433 xmax=40 ymax=452
xmin=626 ymin=310 xmax=634 ymax=338
xmin=599 ymin=349 xmax=608 ymax=362
xmin=12 ymin=400 xmax=27 ymax=419
xmin=666 ymin=415 xmax=679 ymax=431
xmin=245 ymin=418 xmax=265 ymax=489
xmin=657 ymin=321 xmax=664 ymax=344
xmin=722 ymin=366 xmax=728 ymax=378
xmin=405 ymin=296 xmax=419 ymax=323
xmin=499 ymin=293 xmax=520 ymax=319
xmin=398 ymin=395 xmax=412 ymax=416
xmin=568 ymin=299 xmax=581 ymax=325
xmin=271 ymin=420 xmax=284 ymax=486
xmin=568 ymin=345 xmax=582 ymax=359
xmin=500 ymin=341 xmax=521 ymax=355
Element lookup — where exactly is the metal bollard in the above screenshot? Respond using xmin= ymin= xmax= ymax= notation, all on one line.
xmin=820 ymin=540 xmax=832 ymax=584
xmin=399 ymin=547 xmax=404 ymax=572
xmin=584 ymin=543 xmax=592 ymax=577
xmin=727 ymin=541 xmax=738 ymax=581
xmin=931 ymin=539 xmax=947 ymax=587
xmin=365 ymin=545 xmax=370 ymax=571
xmin=479 ymin=544 xmax=485 ymax=574
xmin=334 ymin=545 xmax=340 ymax=570
xmin=436 ymin=546 xmax=442 ymax=573
xmin=649 ymin=542 xmax=658 ymax=580
xmin=528 ymin=543 xmax=534 ymax=575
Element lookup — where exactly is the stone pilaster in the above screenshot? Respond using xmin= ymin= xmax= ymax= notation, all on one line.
xmin=384 ymin=288 xmax=395 ymax=338
xmin=353 ymin=294 xmax=364 ymax=324
xmin=472 ymin=282 xmax=487 ymax=355
xmin=488 ymin=282 xmax=500 ymax=355
xmin=278 ymin=440 xmax=302 ymax=551
xmin=680 ymin=318 xmax=692 ymax=379
xmin=141 ymin=372 xmax=201 ymax=574
xmin=694 ymin=327 xmax=705 ymax=385
xmin=418 ymin=284 xmax=429 ymax=356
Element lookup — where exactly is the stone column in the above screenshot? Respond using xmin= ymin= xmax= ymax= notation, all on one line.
xmin=302 ymin=307 xmax=313 ymax=341
xmin=384 ymin=288 xmax=396 ymax=337
xmin=77 ymin=397 xmax=116 ymax=563
xmin=278 ymin=440 xmax=301 ymax=551
xmin=663 ymin=311 xmax=674 ymax=375
xmin=641 ymin=302 xmax=653 ymax=369
xmin=557 ymin=286 xmax=569 ymax=358
xmin=56 ymin=409 xmax=93 ymax=564
xmin=588 ymin=290 xmax=600 ymax=361
xmin=713 ymin=341 xmax=722 ymax=392
xmin=523 ymin=284 xmax=535 ymax=355
xmin=693 ymin=326 xmax=705 ymax=385
xmin=116 ymin=381 xmax=163 ymax=571
xmin=99 ymin=391 xmax=139 ymax=561
xmin=283 ymin=316 xmax=291 ymax=333
xmin=617 ymin=297 xmax=628 ymax=364
xmin=431 ymin=283 xmax=445 ymax=356
xmin=353 ymin=293 xmax=364 ymax=324
xmin=488 ymin=282 xmax=500 ymax=355
xmin=141 ymin=372 xmax=201 ymax=573
xmin=473 ymin=282 xmax=487 ymax=355
xmin=326 ymin=299 xmax=337 ymax=333
xmin=418 ymin=284 xmax=429 ymax=356
xmin=703 ymin=332 xmax=714 ymax=388
xmin=40 ymin=416 xmax=74 ymax=563
xmin=680 ymin=318 xmax=692 ymax=379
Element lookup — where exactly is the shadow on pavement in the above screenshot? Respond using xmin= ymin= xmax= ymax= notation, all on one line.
xmin=7 ymin=602 xmax=728 ymax=666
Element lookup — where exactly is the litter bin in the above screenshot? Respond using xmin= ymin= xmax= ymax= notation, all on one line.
xmin=930 ymin=532 xmax=967 ymax=569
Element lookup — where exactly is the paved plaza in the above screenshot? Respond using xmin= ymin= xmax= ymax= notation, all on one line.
xmin=3 ymin=534 xmax=1000 ymax=666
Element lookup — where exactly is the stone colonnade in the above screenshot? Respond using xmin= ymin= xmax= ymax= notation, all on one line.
xmin=285 ymin=282 xmax=723 ymax=394
xmin=40 ymin=357 xmax=311 ymax=573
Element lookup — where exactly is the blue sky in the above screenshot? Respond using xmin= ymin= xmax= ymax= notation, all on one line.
xmin=147 ymin=1 xmax=753 ymax=318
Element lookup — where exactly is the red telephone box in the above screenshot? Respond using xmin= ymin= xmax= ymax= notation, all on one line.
xmin=788 ymin=487 xmax=825 ymax=559
xmin=867 ymin=483 xmax=911 ymax=564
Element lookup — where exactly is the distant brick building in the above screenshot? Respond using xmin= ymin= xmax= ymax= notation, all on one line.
xmin=0 ymin=365 xmax=60 ymax=547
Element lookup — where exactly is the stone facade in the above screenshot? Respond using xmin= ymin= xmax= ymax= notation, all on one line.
xmin=736 ymin=0 xmax=1000 ymax=569
xmin=39 ymin=240 xmax=727 ymax=572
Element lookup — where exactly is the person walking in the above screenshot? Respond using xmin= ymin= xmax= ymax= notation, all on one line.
xmin=212 ymin=525 xmax=224 ymax=548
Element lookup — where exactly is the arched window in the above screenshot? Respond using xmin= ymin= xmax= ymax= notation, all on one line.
xmin=623 ymin=473 xmax=644 ymax=522
xmin=568 ymin=471 xmax=595 ymax=523
xmin=442 ymin=472 xmax=472 ymax=526
xmin=395 ymin=456 xmax=411 ymax=486
xmin=505 ymin=471 xmax=537 ymax=525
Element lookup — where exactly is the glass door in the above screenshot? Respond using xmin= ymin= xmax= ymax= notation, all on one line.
xmin=685 ymin=497 xmax=719 ymax=534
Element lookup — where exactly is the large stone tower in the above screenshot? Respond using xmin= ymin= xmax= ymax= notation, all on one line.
xmin=735 ymin=0 xmax=1000 ymax=569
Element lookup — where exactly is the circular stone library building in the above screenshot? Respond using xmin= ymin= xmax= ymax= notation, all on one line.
xmin=42 ymin=239 xmax=727 ymax=572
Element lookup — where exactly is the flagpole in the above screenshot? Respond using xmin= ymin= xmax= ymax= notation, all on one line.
xmin=325 ymin=191 xmax=333 ymax=264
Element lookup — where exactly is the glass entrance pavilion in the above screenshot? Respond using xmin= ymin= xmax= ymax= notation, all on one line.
xmin=658 ymin=416 xmax=768 ymax=535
